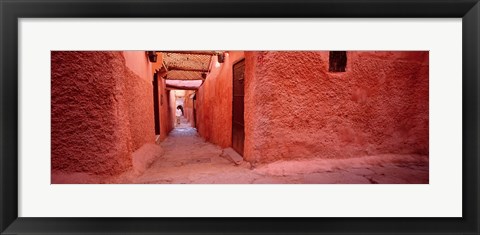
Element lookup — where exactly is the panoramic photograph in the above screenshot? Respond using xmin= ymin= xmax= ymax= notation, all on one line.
xmin=51 ymin=50 xmax=429 ymax=184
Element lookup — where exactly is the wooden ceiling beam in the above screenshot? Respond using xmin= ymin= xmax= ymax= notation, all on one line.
xmin=166 ymin=85 xmax=199 ymax=90
xmin=163 ymin=78 xmax=204 ymax=80
xmin=160 ymin=51 xmax=219 ymax=56
xmin=167 ymin=66 xmax=209 ymax=73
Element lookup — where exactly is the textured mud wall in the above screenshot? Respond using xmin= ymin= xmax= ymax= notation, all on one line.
xmin=183 ymin=90 xmax=195 ymax=126
xmin=123 ymin=51 xmax=152 ymax=83
xmin=243 ymin=51 xmax=429 ymax=164
xmin=158 ymin=79 xmax=173 ymax=141
xmin=141 ymin=52 xmax=173 ymax=141
xmin=196 ymin=51 xmax=245 ymax=147
xmin=52 ymin=51 xmax=159 ymax=179
xmin=123 ymin=51 xmax=155 ymax=150
xmin=51 ymin=51 xmax=133 ymax=175
xmin=169 ymin=90 xmax=177 ymax=128
xmin=196 ymin=83 xmax=209 ymax=140
xmin=157 ymin=86 xmax=173 ymax=137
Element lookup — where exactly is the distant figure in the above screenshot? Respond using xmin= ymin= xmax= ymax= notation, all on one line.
xmin=176 ymin=106 xmax=182 ymax=125
xmin=177 ymin=105 xmax=184 ymax=115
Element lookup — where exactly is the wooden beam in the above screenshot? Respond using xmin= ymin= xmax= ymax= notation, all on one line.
xmin=163 ymin=77 xmax=204 ymax=80
xmin=154 ymin=63 xmax=168 ymax=77
xmin=159 ymin=51 xmax=219 ymax=56
xmin=166 ymin=85 xmax=199 ymax=90
xmin=155 ymin=68 xmax=167 ymax=78
xmin=167 ymin=66 xmax=209 ymax=73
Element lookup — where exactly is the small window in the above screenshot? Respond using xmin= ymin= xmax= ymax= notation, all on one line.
xmin=329 ymin=51 xmax=347 ymax=72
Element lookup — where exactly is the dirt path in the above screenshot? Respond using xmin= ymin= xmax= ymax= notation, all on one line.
xmin=121 ymin=118 xmax=428 ymax=184
xmin=130 ymin=119 xmax=271 ymax=184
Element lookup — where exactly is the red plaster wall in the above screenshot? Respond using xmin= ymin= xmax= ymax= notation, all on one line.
xmin=168 ymin=89 xmax=177 ymax=129
xmin=196 ymin=51 xmax=245 ymax=147
xmin=52 ymin=51 xmax=160 ymax=179
xmin=183 ymin=90 xmax=194 ymax=126
xmin=123 ymin=51 xmax=152 ymax=83
xmin=159 ymin=80 xmax=174 ymax=141
xmin=150 ymin=54 xmax=174 ymax=141
xmin=122 ymin=51 xmax=156 ymax=151
xmin=51 ymin=51 xmax=133 ymax=175
xmin=243 ymin=51 xmax=429 ymax=164
xmin=196 ymin=82 xmax=209 ymax=140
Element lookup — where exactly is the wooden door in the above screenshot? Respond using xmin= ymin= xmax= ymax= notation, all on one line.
xmin=193 ymin=96 xmax=197 ymax=128
xmin=232 ymin=60 xmax=245 ymax=156
xmin=152 ymin=73 xmax=160 ymax=135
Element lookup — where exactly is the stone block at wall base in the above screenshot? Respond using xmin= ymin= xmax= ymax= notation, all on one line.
xmin=132 ymin=143 xmax=165 ymax=175
xmin=221 ymin=147 xmax=244 ymax=165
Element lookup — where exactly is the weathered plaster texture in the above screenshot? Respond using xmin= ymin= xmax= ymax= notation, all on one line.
xmin=158 ymin=79 xmax=174 ymax=141
xmin=243 ymin=51 xmax=428 ymax=164
xmin=196 ymin=51 xmax=245 ymax=148
xmin=183 ymin=90 xmax=195 ymax=126
xmin=52 ymin=51 xmax=160 ymax=180
xmin=51 ymin=51 xmax=133 ymax=176
xmin=169 ymin=89 xmax=177 ymax=128
xmin=123 ymin=52 xmax=155 ymax=151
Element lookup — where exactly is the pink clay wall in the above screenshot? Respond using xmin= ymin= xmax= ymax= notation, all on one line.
xmin=52 ymin=51 xmax=159 ymax=177
xmin=196 ymin=51 xmax=245 ymax=147
xmin=159 ymin=80 xmax=174 ymax=141
xmin=184 ymin=90 xmax=195 ymax=126
xmin=151 ymin=55 xmax=175 ymax=141
xmin=169 ymin=89 xmax=177 ymax=128
xmin=243 ymin=51 xmax=429 ymax=164
xmin=52 ymin=51 xmax=132 ymax=175
xmin=122 ymin=51 xmax=156 ymax=150
xmin=123 ymin=51 xmax=152 ymax=83
xmin=195 ymin=88 xmax=208 ymax=140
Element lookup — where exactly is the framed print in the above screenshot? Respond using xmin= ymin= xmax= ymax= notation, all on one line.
xmin=1 ymin=0 xmax=479 ymax=234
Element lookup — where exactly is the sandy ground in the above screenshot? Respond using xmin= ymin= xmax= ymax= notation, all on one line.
xmin=111 ymin=117 xmax=428 ymax=184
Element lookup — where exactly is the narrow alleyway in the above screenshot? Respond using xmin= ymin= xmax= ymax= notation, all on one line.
xmin=51 ymin=51 xmax=430 ymax=184
xmin=113 ymin=117 xmax=428 ymax=184
xmin=126 ymin=117 xmax=272 ymax=184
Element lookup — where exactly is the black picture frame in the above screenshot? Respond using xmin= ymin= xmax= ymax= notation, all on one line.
xmin=1 ymin=0 xmax=479 ymax=234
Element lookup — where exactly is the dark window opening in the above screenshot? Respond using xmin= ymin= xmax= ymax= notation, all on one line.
xmin=329 ymin=51 xmax=347 ymax=72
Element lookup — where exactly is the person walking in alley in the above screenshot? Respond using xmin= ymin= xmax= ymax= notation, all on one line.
xmin=176 ymin=106 xmax=182 ymax=125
